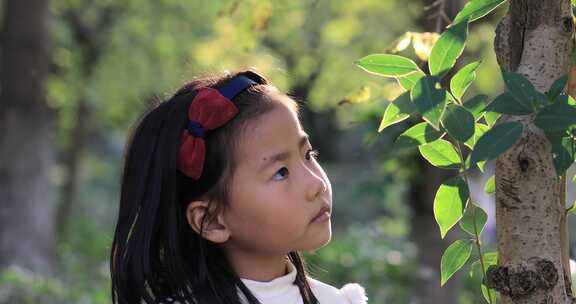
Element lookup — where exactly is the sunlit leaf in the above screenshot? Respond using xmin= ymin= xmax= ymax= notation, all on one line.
xmin=470 ymin=253 xmax=499 ymax=303
xmin=465 ymin=123 xmax=490 ymax=150
xmin=434 ymin=176 xmax=469 ymax=239
xmin=451 ymin=61 xmax=481 ymax=100
xmin=484 ymin=111 xmax=501 ymax=127
xmin=419 ymin=139 xmax=461 ymax=169
xmin=555 ymin=94 xmax=576 ymax=106
xmin=460 ymin=205 xmax=488 ymax=236
xmin=356 ymin=54 xmax=420 ymax=77
xmin=484 ymin=175 xmax=495 ymax=193
xmin=453 ymin=0 xmax=507 ymax=24
xmin=394 ymin=122 xmax=445 ymax=150
xmin=378 ymin=92 xmax=416 ymax=132
xmin=429 ymin=21 xmax=468 ymax=78
xmin=441 ymin=239 xmax=473 ymax=286
xmin=396 ymin=70 xmax=426 ymax=91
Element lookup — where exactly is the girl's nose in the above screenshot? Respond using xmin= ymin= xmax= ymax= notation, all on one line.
xmin=305 ymin=167 xmax=329 ymax=202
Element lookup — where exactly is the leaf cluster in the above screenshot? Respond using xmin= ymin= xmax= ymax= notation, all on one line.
xmin=356 ymin=0 xmax=576 ymax=302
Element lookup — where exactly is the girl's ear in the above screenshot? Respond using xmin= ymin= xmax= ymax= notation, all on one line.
xmin=186 ymin=201 xmax=230 ymax=243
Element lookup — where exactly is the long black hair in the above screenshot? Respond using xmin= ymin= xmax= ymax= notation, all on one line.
xmin=110 ymin=70 xmax=319 ymax=304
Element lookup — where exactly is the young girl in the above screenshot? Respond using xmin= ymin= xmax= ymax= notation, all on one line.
xmin=110 ymin=70 xmax=368 ymax=304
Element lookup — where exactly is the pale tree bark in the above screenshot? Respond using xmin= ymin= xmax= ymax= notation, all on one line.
xmin=489 ymin=0 xmax=575 ymax=303
xmin=0 ymin=0 xmax=56 ymax=273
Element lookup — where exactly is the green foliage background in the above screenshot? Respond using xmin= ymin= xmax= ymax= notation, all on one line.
xmin=0 ymin=0 xmax=546 ymax=303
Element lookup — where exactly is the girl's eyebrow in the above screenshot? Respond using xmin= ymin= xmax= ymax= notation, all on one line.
xmin=259 ymin=134 xmax=310 ymax=172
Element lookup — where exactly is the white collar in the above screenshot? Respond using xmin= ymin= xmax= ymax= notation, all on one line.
xmin=240 ymin=262 xmax=298 ymax=300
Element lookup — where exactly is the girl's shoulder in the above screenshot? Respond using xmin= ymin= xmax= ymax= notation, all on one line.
xmin=308 ymin=278 xmax=368 ymax=304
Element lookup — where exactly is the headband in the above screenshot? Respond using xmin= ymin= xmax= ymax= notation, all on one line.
xmin=178 ymin=76 xmax=257 ymax=179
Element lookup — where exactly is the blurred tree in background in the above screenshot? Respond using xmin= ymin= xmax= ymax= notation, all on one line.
xmin=0 ymin=0 xmax=57 ymax=275
xmin=1 ymin=0 xmax=562 ymax=303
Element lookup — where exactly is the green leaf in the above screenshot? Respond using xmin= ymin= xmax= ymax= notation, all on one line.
xmin=554 ymin=94 xmax=576 ymax=106
xmin=394 ymin=122 xmax=445 ymax=150
xmin=534 ymin=103 xmax=576 ymax=133
xmin=548 ymin=135 xmax=575 ymax=176
xmin=441 ymin=239 xmax=473 ymax=286
xmin=453 ymin=0 xmax=507 ymax=24
xmin=356 ymin=54 xmax=420 ymax=77
xmin=460 ymin=205 xmax=488 ymax=236
xmin=482 ymin=279 xmax=499 ymax=303
xmin=429 ymin=21 xmax=468 ymax=78
xmin=419 ymin=139 xmax=461 ymax=169
xmin=478 ymin=160 xmax=487 ymax=173
xmin=502 ymin=71 xmax=540 ymax=111
xmin=411 ymin=76 xmax=448 ymax=130
xmin=434 ymin=176 xmax=469 ymax=238
xmin=464 ymin=123 xmax=490 ymax=150
xmin=441 ymin=104 xmax=475 ymax=142
xmin=483 ymin=252 xmax=498 ymax=266
xmin=451 ymin=61 xmax=481 ymax=100
xmin=464 ymin=152 xmax=486 ymax=172
xmin=484 ymin=111 xmax=501 ymax=127
xmin=397 ymin=70 xmax=426 ymax=91
xmin=484 ymin=175 xmax=495 ymax=193
xmin=485 ymin=92 xmax=534 ymax=115
xmin=471 ymin=122 xmax=523 ymax=164
xmin=378 ymin=92 xmax=416 ymax=132
xmin=470 ymin=253 xmax=498 ymax=278
xmin=464 ymin=94 xmax=488 ymax=121
xmin=569 ymin=201 xmax=576 ymax=215
xmin=470 ymin=253 xmax=499 ymax=304
xmin=548 ymin=75 xmax=568 ymax=100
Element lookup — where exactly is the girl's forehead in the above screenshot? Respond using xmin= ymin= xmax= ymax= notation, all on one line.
xmin=236 ymin=104 xmax=305 ymax=165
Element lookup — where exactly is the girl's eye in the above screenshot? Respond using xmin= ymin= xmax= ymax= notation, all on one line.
xmin=305 ymin=149 xmax=320 ymax=161
xmin=272 ymin=167 xmax=289 ymax=181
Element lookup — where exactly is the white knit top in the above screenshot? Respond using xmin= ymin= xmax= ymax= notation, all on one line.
xmin=240 ymin=264 xmax=368 ymax=304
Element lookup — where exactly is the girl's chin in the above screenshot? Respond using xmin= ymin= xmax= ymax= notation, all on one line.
xmin=300 ymin=223 xmax=332 ymax=251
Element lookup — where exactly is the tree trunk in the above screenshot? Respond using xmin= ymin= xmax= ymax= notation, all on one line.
xmin=57 ymin=98 xmax=90 ymax=239
xmin=0 ymin=0 xmax=56 ymax=274
xmin=56 ymin=5 xmax=120 ymax=241
xmin=490 ymin=1 xmax=575 ymax=303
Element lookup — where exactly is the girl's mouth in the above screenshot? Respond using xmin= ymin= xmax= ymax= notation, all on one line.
xmin=311 ymin=205 xmax=331 ymax=223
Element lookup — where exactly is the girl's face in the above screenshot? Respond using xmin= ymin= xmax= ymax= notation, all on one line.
xmin=222 ymin=100 xmax=332 ymax=258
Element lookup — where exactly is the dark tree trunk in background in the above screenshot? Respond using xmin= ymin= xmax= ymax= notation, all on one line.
xmin=292 ymin=79 xmax=340 ymax=162
xmin=57 ymin=98 xmax=90 ymax=238
xmin=409 ymin=159 xmax=459 ymax=304
xmin=56 ymin=5 xmax=121 ymax=240
xmin=407 ymin=1 xmax=466 ymax=303
xmin=0 ymin=0 xmax=56 ymax=274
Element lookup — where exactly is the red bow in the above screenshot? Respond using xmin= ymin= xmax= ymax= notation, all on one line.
xmin=178 ymin=88 xmax=238 ymax=179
